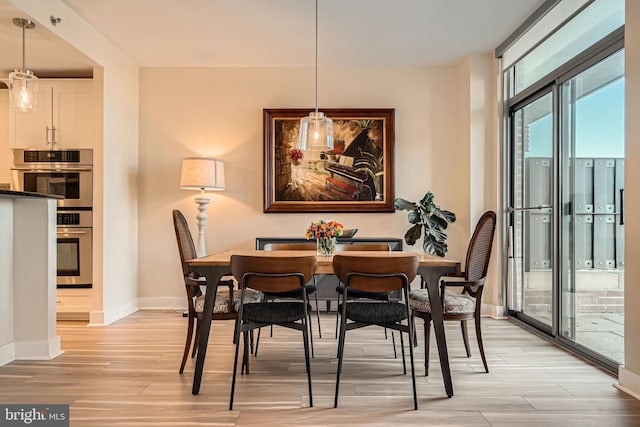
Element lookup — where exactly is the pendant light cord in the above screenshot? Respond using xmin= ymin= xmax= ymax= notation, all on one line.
xmin=314 ymin=0 xmax=319 ymax=116
xmin=21 ymin=24 xmax=26 ymax=71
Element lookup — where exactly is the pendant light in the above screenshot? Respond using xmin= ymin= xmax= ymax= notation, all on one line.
xmin=9 ymin=18 xmax=38 ymax=112
xmin=298 ymin=0 xmax=333 ymax=154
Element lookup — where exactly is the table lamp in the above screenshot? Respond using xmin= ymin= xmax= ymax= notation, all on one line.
xmin=180 ymin=157 xmax=225 ymax=257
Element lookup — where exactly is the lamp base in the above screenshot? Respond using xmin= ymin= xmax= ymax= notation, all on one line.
xmin=194 ymin=196 xmax=211 ymax=257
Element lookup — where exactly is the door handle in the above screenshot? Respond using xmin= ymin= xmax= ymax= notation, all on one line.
xmin=57 ymin=231 xmax=88 ymax=235
xmin=620 ymin=189 xmax=624 ymax=225
xmin=507 ymin=205 xmax=552 ymax=212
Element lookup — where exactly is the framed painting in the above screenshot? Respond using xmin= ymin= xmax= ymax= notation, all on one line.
xmin=263 ymin=108 xmax=395 ymax=213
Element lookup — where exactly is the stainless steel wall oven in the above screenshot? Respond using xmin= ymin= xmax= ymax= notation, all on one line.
xmin=12 ymin=149 xmax=93 ymax=288
xmin=11 ymin=149 xmax=93 ymax=208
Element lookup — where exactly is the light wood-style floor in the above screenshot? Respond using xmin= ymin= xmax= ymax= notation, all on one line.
xmin=1 ymin=311 xmax=639 ymax=426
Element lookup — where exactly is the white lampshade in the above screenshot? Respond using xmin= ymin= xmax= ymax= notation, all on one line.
xmin=180 ymin=158 xmax=225 ymax=191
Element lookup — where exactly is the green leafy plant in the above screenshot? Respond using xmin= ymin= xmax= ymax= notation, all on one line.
xmin=394 ymin=191 xmax=456 ymax=257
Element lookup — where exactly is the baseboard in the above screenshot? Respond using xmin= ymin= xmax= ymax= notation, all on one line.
xmin=616 ymin=366 xmax=640 ymax=400
xmin=137 ymin=296 xmax=186 ymax=311
xmin=13 ymin=337 xmax=62 ymax=360
xmin=94 ymin=300 xmax=139 ymax=327
xmin=481 ymin=303 xmax=506 ymax=319
xmin=0 ymin=342 xmax=15 ymax=366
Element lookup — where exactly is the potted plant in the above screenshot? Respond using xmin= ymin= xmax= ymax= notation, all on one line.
xmin=394 ymin=191 xmax=456 ymax=257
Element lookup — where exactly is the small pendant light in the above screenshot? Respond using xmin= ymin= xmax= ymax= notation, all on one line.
xmin=9 ymin=18 xmax=39 ymax=112
xmin=298 ymin=0 xmax=333 ymax=155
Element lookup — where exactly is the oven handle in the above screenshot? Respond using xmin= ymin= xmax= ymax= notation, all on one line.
xmin=11 ymin=167 xmax=92 ymax=172
xmin=57 ymin=230 xmax=89 ymax=235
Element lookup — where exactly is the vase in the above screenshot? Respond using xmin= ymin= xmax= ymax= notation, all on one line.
xmin=316 ymin=236 xmax=337 ymax=256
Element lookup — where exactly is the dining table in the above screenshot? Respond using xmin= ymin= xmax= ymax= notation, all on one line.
xmin=186 ymin=249 xmax=461 ymax=397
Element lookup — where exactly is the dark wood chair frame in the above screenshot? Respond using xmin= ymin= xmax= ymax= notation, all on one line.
xmin=229 ymin=255 xmax=316 ymax=410
xmin=412 ymin=210 xmax=497 ymax=375
xmin=173 ymin=209 xmax=242 ymax=374
xmin=258 ymin=242 xmax=321 ymax=357
xmin=333 ymin=243 xmax=392 ymax=338
xmin=333 ymin=254 xmax=419 ymax=410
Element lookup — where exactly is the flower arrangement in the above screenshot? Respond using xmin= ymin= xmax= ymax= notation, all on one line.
xmin=305 ymin=220 xmax=344 ymax=240
xmin=290 ymin=148 xmax=304 ymax=163
xmin=305 ymin=220 xmax=344 ymax=256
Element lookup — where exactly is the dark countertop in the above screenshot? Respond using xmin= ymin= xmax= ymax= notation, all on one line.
xmin=0 ymin=189 xmax=63 ymax=200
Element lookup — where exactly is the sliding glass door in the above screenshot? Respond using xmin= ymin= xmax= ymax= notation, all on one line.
xmin=509 ymin=91 xmax=555 ymax=330
xmin=559 ymin=50 xmax=625 ymax=363
xmin=508 ymin=49 xmax=625 ymax=368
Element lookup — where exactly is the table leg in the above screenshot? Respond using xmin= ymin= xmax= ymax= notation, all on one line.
xmin=420 ymin=266 xmax=454 ymax=398
xmin=191 ymin=267 xmax=224 ymax=395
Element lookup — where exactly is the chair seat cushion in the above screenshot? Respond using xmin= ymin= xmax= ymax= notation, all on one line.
xmin=263 ymin=284 xmax=317 ymax=299
xmin=408 ymin=289 xmax=476 ymax=315
xmin=195 ymin=288 xmax=261 ymax=314
xmin=339 ymin=301 xmax=408 ymax=324
xmin=242 ymin=301 xmax=310 ymax=324
xmin=336 ymin=286 xmax=389 ymax=301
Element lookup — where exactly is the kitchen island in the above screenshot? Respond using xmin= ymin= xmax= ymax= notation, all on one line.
xmin=0 ymin=190 xmax=62 ymax=365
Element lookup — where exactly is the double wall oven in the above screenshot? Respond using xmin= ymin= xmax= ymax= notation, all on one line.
xmin=12 ymin=149 xmax=93 ymax=288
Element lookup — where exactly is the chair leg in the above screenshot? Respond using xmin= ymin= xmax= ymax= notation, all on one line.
xmin=314 ymin=292 xmax=322 ymax=339
xmin=308 ymin=308 xmax=315 ymax=359
xmin=408 ymin=326 xmax=418 ymax=410
xmin=302 ymin=320 xmax=313 ymax=407
xmin=391 ymin=331 xmax=397 ymax=358
xmin=191 ymin=317 xmax=200 ymax=358
xmin=254 ymin=328 xmax=261 ymax=357
xmin=229 ymin=324 xmax=243 ymax=410
xmin=461 ymin=320 xmax=471 ymax=357
xmin=179 ymin=314 xmax=195 ymax=374
xmin=335 ymin=293 xmax=340 ymax=339
xmin=334 ymin=308 xmax=347 ymax=408
xmin=412 ymin=315 xmax=418 ymax=347
xmin=475 ymin=315 xmax=489 ymax=373
xmin=424 ymin=318 xmax=431 ymax=376
xmin=399 ymin=329 xmax=406 ymax=375
xmin=241 ymin=331 xmax=250 ymax=375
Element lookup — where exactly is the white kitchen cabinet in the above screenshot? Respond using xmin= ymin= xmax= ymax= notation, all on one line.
xmin=9 ymin=79 xmax=95 ymax=148
xmin=56 ymin=288 xmax=91 ymax=321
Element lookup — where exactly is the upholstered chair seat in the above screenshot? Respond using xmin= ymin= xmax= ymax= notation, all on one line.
xmin=194 ymin=288 xmax=261 ymax=314
xmin=408 ymin=289 xmax=476 ymax=315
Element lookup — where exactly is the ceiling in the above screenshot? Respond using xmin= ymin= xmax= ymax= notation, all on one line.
xmin=0 ymin=0 xmax=544 ymax=78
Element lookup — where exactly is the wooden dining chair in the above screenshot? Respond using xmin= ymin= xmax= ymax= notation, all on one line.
xmin=172 ymin=209 xmax=260 ymax=373
xmin=333 ymin=243 xmax=391 ymax=338
xmin=333 ymin=253 xmax=419 ymax=410
xmin=260 ymin=242 xmax=320 ymax=357
xmin=409 ymin=210 xmax=496 ymax=375
xmin=229 ymin=254 xmax=317 ymax=409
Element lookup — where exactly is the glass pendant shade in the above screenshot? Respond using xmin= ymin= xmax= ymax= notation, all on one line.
xmin=298 ymin=0 xmax=333 ymax=157
xmin=9 ymin=70 xmax=38 ymax=112
xmin=299 ymin=111 xmax=333 ymax=153
xmin=9 ymin=18 xmax=38 ymax=112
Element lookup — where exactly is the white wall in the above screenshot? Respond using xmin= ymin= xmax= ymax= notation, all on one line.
xmin=12 ymin=0 xmax=140 ymax=325
xmin=459 ymin=54 xmax=503 ymax=315
xmin=0 ymin=91 xmax=9 ymax=185
xmin=137 ymin=65 xmax=495 ymax=308
xmin=0 ymin=199 xmax=14 ymax=365
xmin=619 ymin=0 xmax=640 ymax=398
